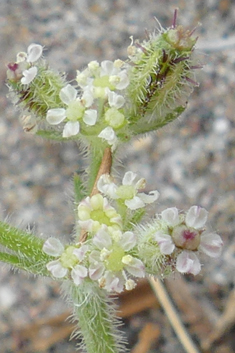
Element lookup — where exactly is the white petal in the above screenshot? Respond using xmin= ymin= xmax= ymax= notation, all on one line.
xmin=21 ymin=66 xmax=38 ymax=84
xmin=46 ymin=108 xmax=66 ymax=125
xmin=46 ymin=260 xmax=68 ymax=278
xmin=104 ymin=272 xmax=124 ymax=293
xmin=98 ymin=127 xmax=117 ymax=148
xmin=122 ymin=171 xmax=137 ymax=186
xmin=43 ymin=237 xmax=64 ymax=256
xmin=107 ymin=91 xmax=125 ymax=109
xmin=115 ymin=71 xmax=130 ymax=90
xmin=199 ymin=232 xmax=223 ymax=258
xmin=71 ymin=265 xmax=88 ymax=285
xmin=59 ymin=84 xmax=77 ymax=105
xmin=89 ymin=253 xmax=105 ymax=280
xmin=97 ymin=174 xmax=118 ymax=198
xmin=161 ymin=207 xmax=180 ymax=227
xmin=120 ymin=231 xmax=136 ymax=251
xmin=93 ymin=229 xmax=112 ymax=249
xmin=82 ymin=88 xmax=94 ymax=107
xmin=125 ymin=258 xmax=145 ymax=277
xmin=73 ymin=245 xmax=88 ymax=261
xmin=27 ymin=44 xmax=43 ymax=62
xmin=62 ymin=121 xmax=80 ymax=137
xmin=186 ymin=206 xmax=208 ymax=229
xmin=125 ymin=196 xmax=145 ymax=210
xmin=176 ymin=251 xmax=201 ymax=275
xmin=83 ymin=109 xmax=97 ymax=125
xmin=101 ymin=60 xmax=115 ymax=75
xmin=138 ymin=190 xmax=159 ymax=204
xmin=154 ymin=231 xmax=175 ymax=255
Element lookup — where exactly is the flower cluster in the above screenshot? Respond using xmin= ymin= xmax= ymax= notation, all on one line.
xmin=43 ymin=200 xmax=223 ymax=292
xmin=151 ymin=206 xmax=223 ymax=275
xmin=45 ymin=59 xmax=130 ymax=147
xmin=43 ymin=193 xmax=146 ymax=293
xmin=6 ymin=15 xmax=201 ymax=150
xmin=89 ymin=228 xmax=145 ymax=292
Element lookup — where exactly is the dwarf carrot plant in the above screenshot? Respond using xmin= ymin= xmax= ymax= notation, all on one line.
xmin=2 ymin=11 xmax=223 ymax=353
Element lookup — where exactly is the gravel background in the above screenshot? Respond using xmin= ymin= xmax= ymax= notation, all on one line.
xmin=0 ymin=1 xmax=235 ymax=352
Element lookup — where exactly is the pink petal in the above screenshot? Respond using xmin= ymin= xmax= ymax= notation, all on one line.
xmin=176 ymin=251 xmax=201 ymax=275
xmin=93 ymin=229 xmax=112 ymax=249
xmin=186 ymin=206 xmax=208 ymax=229
xmin=71 ymin=265 xmax=88 ymax=285
xmin=46 ymin=260 xmax=68 ymax=278
xmin=154 ymin=231 xmax=175 ymax=255
xmin=125 ymin=258 xmax=145 ymax=277
xmin=120 ymin=231 xmax=136 ymax=251
xmin=199 ymin=232 xmax=223 ymax=258
xmin=43 ymin=237 xmax=64 ymax=256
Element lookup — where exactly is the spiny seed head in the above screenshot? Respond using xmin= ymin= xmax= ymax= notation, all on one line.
xmin=125 ymin=16 xmax=200 ymax=136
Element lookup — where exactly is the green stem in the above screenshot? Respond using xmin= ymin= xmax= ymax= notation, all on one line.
xmin=64 ymin=280 xmax=126 ymax=353
xmin=0 ymin=221 xmax=52 ymax=275
xmin=0 ymin=251 xmax=50 ymax=276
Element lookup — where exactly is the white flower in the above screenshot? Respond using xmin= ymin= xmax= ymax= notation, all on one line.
xmin=43 ymin=237 xmax=68 ymax=278
xmin=43 ymin=237 xmax=89 ymax=284
xmin=154 ymin=206 xmax=223 ymax=275
xmin=100 ymin=60 xmax=129 ymax=90
xmin=46 ymin=84 xmax=97 ymax=138
xmin=98 ymin=171 xmax=159 ymax=210
xmin=77 ymin=194 xmax=122 ymax=233
xmin=89 ymin=228 xmax=145 ymax=293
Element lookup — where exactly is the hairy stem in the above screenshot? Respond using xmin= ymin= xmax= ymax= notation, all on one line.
xmin=64 ymin=280 xmax=126 ymax=353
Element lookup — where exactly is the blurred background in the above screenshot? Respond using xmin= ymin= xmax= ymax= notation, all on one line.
xmin=0 ymin=1 xmax=235 ymax=352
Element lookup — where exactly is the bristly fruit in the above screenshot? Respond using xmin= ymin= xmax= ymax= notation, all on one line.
xmin=126 ymin=10 xmax=200 ymax=136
